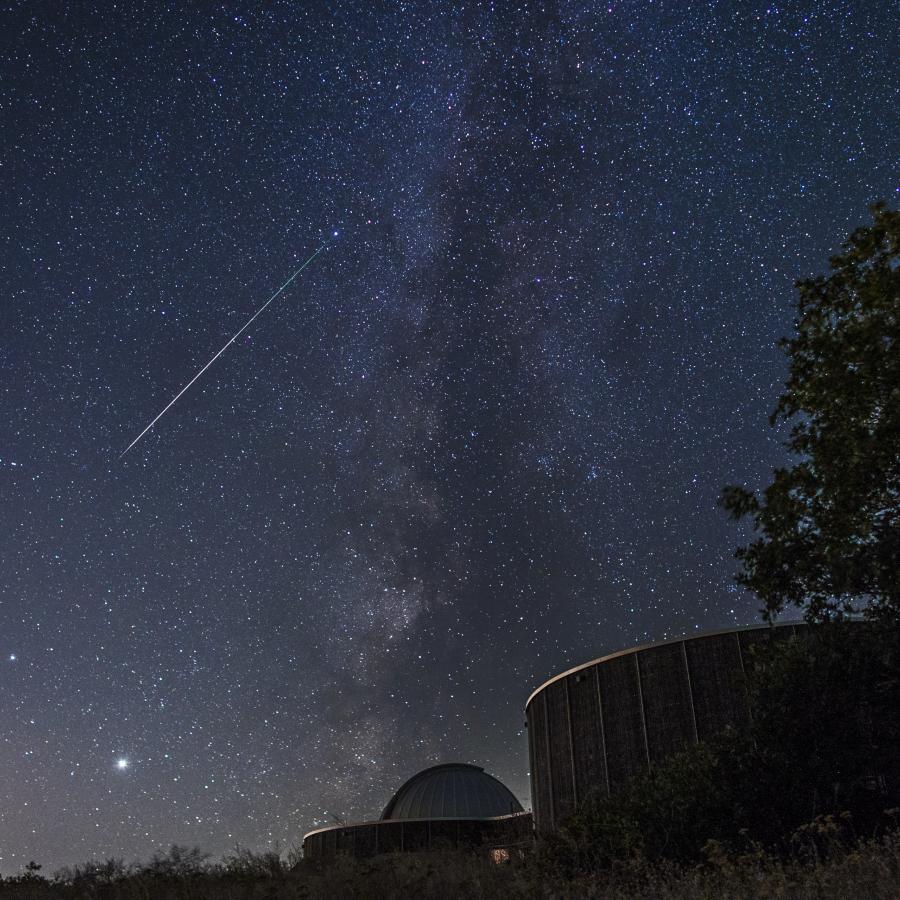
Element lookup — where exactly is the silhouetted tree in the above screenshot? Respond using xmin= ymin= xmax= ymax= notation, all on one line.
xmin=142 ymin=844 xmax=210 ymax=878
xmin=722 ymin=203 xmax=900 ymax=622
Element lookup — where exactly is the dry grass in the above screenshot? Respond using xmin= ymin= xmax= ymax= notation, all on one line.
xmin=1 ymin=829 xmax=899 ymax=900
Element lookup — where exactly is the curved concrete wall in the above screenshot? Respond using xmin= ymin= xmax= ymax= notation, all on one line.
xmin=525 ymin=623 xmax=806 ymax=833
xmin=303 ymin=812 xmax=533 ymax=859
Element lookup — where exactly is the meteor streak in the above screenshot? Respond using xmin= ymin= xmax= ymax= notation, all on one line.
xmin=119 ymin=244 xmax=324 ymax=459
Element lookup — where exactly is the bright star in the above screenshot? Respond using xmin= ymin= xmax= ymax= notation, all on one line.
xmin=8 ymin=654 xmax=16 ymax=661
xmin=116 ymin=758 xmax=129 ymax=770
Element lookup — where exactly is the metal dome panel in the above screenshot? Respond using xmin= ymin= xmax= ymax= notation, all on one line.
xmin=380 ymin=763 xmax=523 ymax=820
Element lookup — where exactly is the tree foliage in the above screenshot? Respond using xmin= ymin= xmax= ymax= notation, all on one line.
xmin=722 ymin=203 xmax=900 ymax=622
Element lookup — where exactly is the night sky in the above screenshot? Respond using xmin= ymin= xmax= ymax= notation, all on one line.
xmin=1 ymin=0 xmax=896 ymax=873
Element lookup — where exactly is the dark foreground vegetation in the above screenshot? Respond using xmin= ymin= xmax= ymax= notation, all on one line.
xmin=1 ymin=830 xmax=900 ymax=900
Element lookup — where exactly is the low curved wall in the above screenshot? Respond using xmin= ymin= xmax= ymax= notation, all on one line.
xmin=525 ymin=623 xmax=807 ymax=832
xmin=303 ymin=811 xmax=533 ymax=859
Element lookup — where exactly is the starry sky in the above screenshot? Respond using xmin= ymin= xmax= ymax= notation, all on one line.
xmin=1 ymin=0 xmax=896 ymax=874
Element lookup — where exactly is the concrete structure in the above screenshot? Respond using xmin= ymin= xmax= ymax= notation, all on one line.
xmin=526 ymin=623 xmax=808 ymax=832
xmin=303 ymin=763 xmax=532 ymax=859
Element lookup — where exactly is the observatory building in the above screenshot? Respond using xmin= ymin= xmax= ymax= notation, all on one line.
xmin=526 ymin=622 xmax=808 ymax=832
xmin=303 ymin=763 xmax=532 ymax=859
xmin=302 ymin=622 xmax=831 ymax=857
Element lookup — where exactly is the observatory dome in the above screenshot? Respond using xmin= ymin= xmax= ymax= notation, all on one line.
xmin=380 ymin=763 xmax=523 ymax=820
